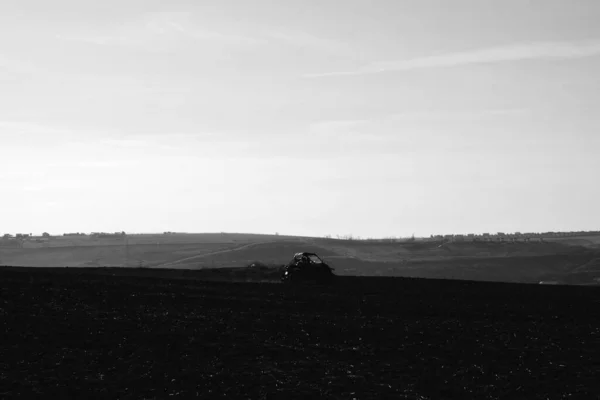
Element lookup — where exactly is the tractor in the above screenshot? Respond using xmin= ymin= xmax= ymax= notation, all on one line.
xmin=280 ymin=252 xmax=335 ymax=284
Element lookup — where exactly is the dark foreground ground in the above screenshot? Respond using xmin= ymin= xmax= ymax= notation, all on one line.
xmin=2 ymin=267 xmax=600 ymax=399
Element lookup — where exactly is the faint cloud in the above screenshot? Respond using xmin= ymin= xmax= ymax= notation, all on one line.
xmin=43 ymin=132 xmax=227 ymax=158
xmin=100 ymin=138 xmax=153 ymax=148
xmin=22 ymin=185 xmax=45 ymax=192
xmin=0 ymin=55 xmax=40 ymax=74
xmin=56 ymin=34 xmax=128 ymax=46
xmin=309 ymin=108 xmax=527 ymax=130
xmin=0 ymin=120 xmax=83 ymax=149
xmin=301 ymin=109 xmax=529 ymax=150
xmin=98 ymin=136 xmax=180 ymax=151
xmin=19 ymin=179 xmax=85 ymax=191
xmin=0 ymin=121 xmax=121 ymax=150
xmin=44 ymin=160 xmax=141 ymax=169
xmin=0 ymin=120 xmax=73 ymax=136
xmin=263 ymin=29 xmax=354 ymax=56
xmin=57 ymin=11 xmax=263 ymax=50
xmin=126 ymin=132 xmax=219 ymax=140
xmin=141 ymin=11 xmax=261 ymax=45
xmin=387 ymin=108 xmax=529 ymax=121
xmin=57 ymin=13 xmax=353 ymax=55
xmin=308 ymin=119 xmax=371 ymax=135
xmin=305 ymin=39 xmax=600 ymax=77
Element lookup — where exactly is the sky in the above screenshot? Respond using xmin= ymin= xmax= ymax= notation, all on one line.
xmin=1 ymin=0 xmax=600 ymax=238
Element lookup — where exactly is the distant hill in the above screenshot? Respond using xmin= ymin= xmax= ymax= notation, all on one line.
xmin=1 ymin=232 xmax=599 ymax=285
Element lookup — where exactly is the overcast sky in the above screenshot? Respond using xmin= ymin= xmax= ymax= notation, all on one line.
xmin=1 ymin=0 xmax=599 ymax=237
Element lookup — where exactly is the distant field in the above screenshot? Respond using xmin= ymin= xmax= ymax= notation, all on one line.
xmin=8 ymin=233 xmax=299 ymax=248
xmin=2 ymin=232 xmax=600 ymax=285
xmin=0 ymin=233 xmax=303 ymax=268
xmin=544 ymin=235 xmax=600 ymax=247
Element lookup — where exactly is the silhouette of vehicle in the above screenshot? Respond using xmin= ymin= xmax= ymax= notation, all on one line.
xmin=280 ymin=252 xmax=335 ymax=284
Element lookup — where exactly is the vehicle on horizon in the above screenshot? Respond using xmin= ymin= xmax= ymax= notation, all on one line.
xmin=280 ymin=252 xmax=335 ymax=284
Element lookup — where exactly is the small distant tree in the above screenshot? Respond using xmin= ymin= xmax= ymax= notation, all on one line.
xmin=42 ymin=232 xmax=50 ymax=238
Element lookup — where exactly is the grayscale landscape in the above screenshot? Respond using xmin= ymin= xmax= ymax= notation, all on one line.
xmin=2 ymin=0 xmax=600 ymax=398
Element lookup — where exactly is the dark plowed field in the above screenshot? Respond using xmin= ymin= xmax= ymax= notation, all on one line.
xmin=2 ymin=267 xmax=600 ymax=399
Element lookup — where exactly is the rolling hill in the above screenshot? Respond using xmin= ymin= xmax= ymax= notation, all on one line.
xmin=2 ymin=232 xmax=600 ymax=285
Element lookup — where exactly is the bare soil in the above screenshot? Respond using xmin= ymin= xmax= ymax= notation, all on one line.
xmin=2 ymin=266 xmax=600 ymax=399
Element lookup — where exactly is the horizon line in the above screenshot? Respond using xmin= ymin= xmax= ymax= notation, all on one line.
xmin=4 ymin=230 xmax=600 ymax=239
